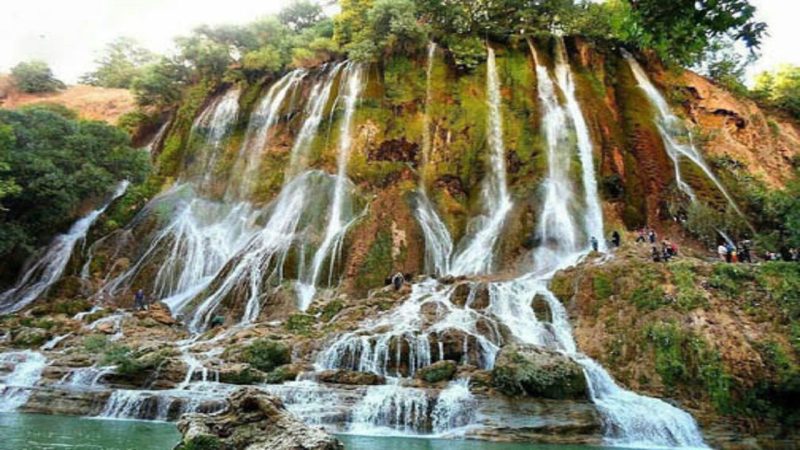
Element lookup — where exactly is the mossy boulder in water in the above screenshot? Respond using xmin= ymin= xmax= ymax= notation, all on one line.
xmin=492 ymin=344 xmax=588 ymax=400
xmin=417 ymin=360 xmax=457 ymax=383
xmin=174 ymin=387 xmax=342 ymax=450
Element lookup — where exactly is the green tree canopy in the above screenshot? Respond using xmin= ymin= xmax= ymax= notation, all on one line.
xmin=80 ymin=37 xmax=156 ymax=88
xmin=10 ymin=60 xmax=66 ymax=93
xmin=0 ymin=106 xmax=149 ymax=266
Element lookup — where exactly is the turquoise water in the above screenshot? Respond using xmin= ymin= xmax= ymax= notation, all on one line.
xmin=0 ymin=413 xmax=609 ymax=450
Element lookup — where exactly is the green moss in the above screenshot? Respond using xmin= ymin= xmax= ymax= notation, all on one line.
xmin=285 ymin=313 xmax=315 ymax=336
xmin=241 ymin=339 xmax=291 ymax=372
xmin=418 ymin=360 xmax=457 ymax=383
xmin=669 ymin=262 xmax=707 ymax=311
xmin=83 ymin=335 xmax=109 ymax=353
xmin=624 ymin=266 xmax=668 ymax=310
xmin=355 ymin=229 xmax=393 ymax=291
xmin=593 ymin=274 xmax=613 ymax=301
xmin=321 ymin=299 xmax=345 ymax=322
xmin=177 ymin=435 xmax=222 ymax=450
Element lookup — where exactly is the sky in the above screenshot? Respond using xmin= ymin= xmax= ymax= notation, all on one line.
xmin=0 ymin=0 xmax=798 ymax=84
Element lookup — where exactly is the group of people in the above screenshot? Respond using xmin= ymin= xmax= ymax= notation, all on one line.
xmin=633 ymin=227 xmax=680 ymax=263
xmin=717 ymin=240 xmax=752 ymax=263
xmin=763 ymin=245 xmax=800 ymax=262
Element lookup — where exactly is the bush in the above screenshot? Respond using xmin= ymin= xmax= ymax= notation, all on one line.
xmin=102 ymin=345 xmax=142 ymax=375
xmin=83 ymin=335 xmax=109 ymax=353
xmin=177 ymin=435 xmax=222 ymax=450
xmin=241 ymin=339 xmax=291 ymax=373
xmin=10 ymin=60 xmax=65 ymax=93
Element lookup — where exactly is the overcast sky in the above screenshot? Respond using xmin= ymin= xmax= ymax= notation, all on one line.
xmin=0 ymin=0 xmax=798 ymax=84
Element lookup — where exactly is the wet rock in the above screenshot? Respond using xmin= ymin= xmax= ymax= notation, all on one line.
xmin=492 ymin=344 xmax=588 ymax=400
xmin=451 ymin=283 xmax=490 ymax=309
xmin=11 ymin=327 xmax=50 ymax=347
xmin=317 ymin=369 xmax=385 ymax=386
xmin=531 ymin=294 xmax=553 ymax=322
xmin=218 ymin=363 xmax=267 ymax=385
xmin=368 ymin=138 xmax=419 ymax=166
xmin=417 ymin=360 xmax=457 ymax=383
xmin=175 ymin=386 xmax=342 ymax=450
xmin=134 ymin=302 xmax=176 ymax=326
xmin=264 ymin=363 xmax=311 ymax=384
xmin=434 ymin=175 xmax=466 ymax=199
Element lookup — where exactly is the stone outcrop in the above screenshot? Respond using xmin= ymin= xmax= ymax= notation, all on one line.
xmin=316 ymin=369 xmax=385 ymax=386
xmin=175 ymin=387 xmax=342 ymax=450
xmin=492 ymin=344 xmax=588 ymax=400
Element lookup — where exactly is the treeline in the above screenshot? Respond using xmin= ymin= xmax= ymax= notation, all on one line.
xmin=0 ymin=105 xmax=149 ymax=273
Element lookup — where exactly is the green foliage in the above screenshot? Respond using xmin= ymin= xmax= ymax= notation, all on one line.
xmin=752 ymin=65 xmax=800 ymax=119
xmin=102 ymin=345 xmax=142 ymax=375
xmin=279 ymin=0 xmax=325 ymax=31
xmin=83 ymin=335 xmax=109 ymax=353
xmin=356 ymin=230 xmax=393 ymax=290
xmin=669 ymin=262 xmax=707 ymax=311
xmin=10 ymin=60 xmax=65 ymax=93
xmin=131 ymin=57 xmax=190 ymax=107
xmin=645 ymin=321 xmax=733 ymax=412
xmin=625 ymin=267 xmax=667 ymax=310
xmin=178 ymin=435 xmax=222 ymax=450
xmin=593 ymin=275 xmax=613 ymax=301
xmin=321 ymin=299 xmax=345 ymax=322
xmin=337 ymin=0 xmax=427 ymax=62
xmin=0 ymin=107 xmax=150 ymax=267
xmin=241 ymin=339 xmax=291 ymax=372
xmin=443 ymin=36 xmax=487 ymax=72
xmin=625 ymin=0 xmax=766 ymax=66
xmin=80 ymin=37 xmax=155 ymax=88
xmin=285 ymin=313 xmax=315 ymax=335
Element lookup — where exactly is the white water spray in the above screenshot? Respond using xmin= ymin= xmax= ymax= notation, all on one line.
xmin=0 ymin=181 xmax=129 ymax=314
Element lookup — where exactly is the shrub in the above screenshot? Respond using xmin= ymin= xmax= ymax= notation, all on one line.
xmin=83 ymin=335 xmax=109 ymax=353
xmin=241 ymin=339 xmax=290 ymax=373
xmin=10 ymin=60 xmax=65 ymax=93
xmin=285 ymin=313 xmax=315 ymax=335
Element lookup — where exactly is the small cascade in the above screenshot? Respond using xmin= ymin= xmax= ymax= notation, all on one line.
xmin=318 ymin=280 xmax=501 ymax=377
xmin=449 ymin=47 xmax=513 ymax=276
xmin=60 ymin=366 xmax=113 ymax=389
xmin=40 ymin=333 xmax=72 ymax=351
xmin=191 ymin=88 xmax=241 ymax=191
xmin=530 ymin=43 xmax=582 ymax=268
xmin=87 ymin=311 xmax=128 ymax=341
xmin=296 ymin=62 xmax=364 ymax=310
xmin=0 ymin=181 xmax=129 ymax=314
xmin=99 ymin=386 xmax=229 ymax=421
xmin=349 ymin=382 xmax=432 ymax=435
xmin=144 ymin=120 xmax=170 ymax=154
xmin=227 ymin=69 xmax=306 ymax=200
xmin=553 ymin=38 xmax=605 ymax=251
xmin=624 ymin=51 xmax=744 ymax=218
xmin=0 ymin=350 xmax=47 ymax=412
xmin=263 ymin=380 xmax=353 ymax=427
xmin=431 ymin=378 xmax=475 ymax=434
xmin=415 ymin=42 xmax=454 ymax=276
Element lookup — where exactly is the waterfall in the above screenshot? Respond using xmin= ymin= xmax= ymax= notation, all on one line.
xmin=227 ymin=69 xmax=306 ymax=200
xmin=0 ymin=181 xmax=129 ymax=314
xmin=553 ymin=38 xmax=606 ymax=251
xmin=59 ymin=366 xmax=113 ymax=389
xmin=415 ymin=42 xmax=454 ymax=276
xmin=296 ymin=62 xmax=364 ymax=311
xmin=185 ymin=65 xmax=347 ymax=330
xmin=192 ymin=88 xmax=241 ymax=191
xmin=431 ymin=378 xmax=475 ymax=434
xmin=349 ymin=382 xmax=432 ymax=435
xmin=530 ymin=42 xmax=582 ymax=269
xmin=144 ymin=120 xmax=170 ymax=154
xmin=623 ymin=51 xmax=744 ymax=218
xmin=0 ymin=351 xmax=47 ymax=412
xmin=449 ymin=47 xmax=513 ymax=276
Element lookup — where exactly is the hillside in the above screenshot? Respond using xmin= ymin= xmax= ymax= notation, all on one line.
xmin=0 ymin=75 xmax=136 ymax=125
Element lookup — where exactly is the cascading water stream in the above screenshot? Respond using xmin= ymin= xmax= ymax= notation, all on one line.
xmin=185 ymin=64 xmax=347 ymax=329
xmin=193 ymin=89 xmax=241 ymax=191
xmin=449 ymin=47 xmax=513 ymax=276
xmin=414 ymin=42 xmax=454 ymax=276
xmin=530 ymin=42 xmax=581 ymax=268
xmin=624 ymin=51 xmax=745 ymax=220
xmin=553 ymin=38 xmax=605 ymax=251
xmin=226 ymin=69 xmax=306 ymax=200
xmin=0 ymin=181 xmax=129 ymax=314
xmin=0 ymin=350 xmax=47 ymax=411
xmin=296 ymin=63 xmax=364 ymax=311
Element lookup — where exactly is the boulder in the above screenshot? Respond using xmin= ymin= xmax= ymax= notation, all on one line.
xmin=492 ymin=344 xmax=588 ymax=400
xmin=175 ymin=387 xmax=342 ymax=450
xmin=316 ymin=369 xmax=385 ymax=386
xmin=416 ymin=360 xmax=457 ymax=383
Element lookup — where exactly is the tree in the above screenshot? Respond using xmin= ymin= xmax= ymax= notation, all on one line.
xmin=131 ymin=57 xmax=189 ymax=107
xmin=752 ymin=65 xmax=800 ymax=118
xmin=279 ymin=0 xmax=325 ymax=31
xmin=80 ymin=37 xmax=155 ymax=88
xmin=10 ymin=60 xmax=65 ymax=93
xmin=702 ymin=36 xmax=755 ymax=96
xmin=626 ymin=0 xmax=767 ymax=66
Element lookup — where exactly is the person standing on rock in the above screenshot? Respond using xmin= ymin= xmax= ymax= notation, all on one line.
xmin=391 ymin=272 xmax=405 ymax=290
xmin=648 ymin=229 xmax=657 ymax=244
xmin=134 ymin=289 xmax=146 ymax=311
xmin=718 ymin=243 xmax=728 ymax=262
xmin=590 ymin=236 xmax=599 ymax=252
xmin=611 ymin=231 xmax=621 ymax=248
